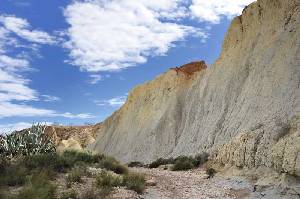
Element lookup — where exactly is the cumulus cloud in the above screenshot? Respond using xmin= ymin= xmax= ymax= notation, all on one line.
xmin=63 ymin=0 xmax=206 ymax=72
xmin=0 ymin=15 xmax=55 ymax=44
xmin=94 ymin=95 xmax=127 ymax=107
xmin=0 ymin=15 xmax=93 ymax=119
xmin=189 ymin=0 xmax=256 ymax=24
xmin=63 ymin=0 xmax=255 ymax=73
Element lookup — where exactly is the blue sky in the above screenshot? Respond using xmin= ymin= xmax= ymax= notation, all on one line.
xmin=0 ymin=0 xmax=255 ymax=133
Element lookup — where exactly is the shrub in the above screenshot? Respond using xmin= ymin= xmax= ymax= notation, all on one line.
xmin=22 ymin=153 xmax=59 ymax=171
xmin=150 ymin=153 xmax=209 ymax=170
xmin=98 ymin=157 xmax=128 ymax=174
xmin=148 ymin=158 xmax=174 ymax=168
xmin=128 ymin=161 xmax=144 ymax=168
xmin=16 ymin=171 xmax=56 ymax=199
xmin=97 ymin=187 xmax=112 ymax=199
xmin=172 ymin=156 xmax=195 ymax=171
xmin=60 ymin=190 xmax=77 ymax=199
xmin=66 ymin=167 xmax=86 ymax=187
xmin=123 ymin=172 xmax=146 ymax=194
xmin=59 ymin=151 xmax=104 ymax=170
xmin=206 ymin=167 xmax=216 ymax=178
xmin=0 ymin=190 xmax=9 ymax=199
xmin=78 ymin=188 xmax=99 ymax=199
xmin=0 ymin=164 xmax=27 ymax=186
xmin=194 ymin=152 xmax=209 ymax=167
xmin=96 ymin=170 xmax=122 ymax=188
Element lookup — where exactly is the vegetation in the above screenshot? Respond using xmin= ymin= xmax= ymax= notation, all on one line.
xmin=127 ymin=161 xmax=144 ymax=168
xmin=16 ymin=171 xmax=56 ymax=199
xmin=97 ymin=156 xmax=128 ymax=174
xmin=95 ymin=170 xmax=146 ymax=196
xmin=123 ymin=172 xmax=146 ymax=194
xmin=79 ymin=188 xmax=99 ymax=199
xmin=205 ymin=167 xmax=216 ymax=178
xmin=148 ymin=157 xmax=174 ymax=168
xmin=0 ymin=124 xmax=55 ymax=158
xmin=172 ymin=156 xmax=196 ymax=171
xmin=66 ymin=166 xmax=86 ymax=187
xmin=148 ymin=152 xmax=209 ymax=171
xmin=96 ymin=170 xmax=122 ymax=188
xmin=60 ymin=190 xmax=77 ymax=199
xmin=0 ymin=124 xmax=146 ymax=198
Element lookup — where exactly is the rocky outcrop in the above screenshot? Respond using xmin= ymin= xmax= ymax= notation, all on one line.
xmin=214 ymin=116 xmax=300 ymax=176
xmin=89 ymin=0 xmax=300 ymax=177
xmin=45 ymin=124 xmax=101 ymax=152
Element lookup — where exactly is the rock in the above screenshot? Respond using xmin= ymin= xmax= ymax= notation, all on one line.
xmin=88 ymin=0 xmax=300 ymax=178
xmin=57 ymin=137 xmax=83 ymax=153
xmin=158 ymin=164 xmax=173 ymax=170
xmin=146 ymin=179 xmax=157 ymax=186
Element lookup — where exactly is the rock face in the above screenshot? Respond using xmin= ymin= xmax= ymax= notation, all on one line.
xmin=44 ymin=124 xmax=101 ymax=152
xmin=89 ymin=0 xmax=300 ymax=176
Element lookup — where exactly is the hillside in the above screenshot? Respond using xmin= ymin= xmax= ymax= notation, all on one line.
xmin=88 ymin=0 xmax=300 ymax=178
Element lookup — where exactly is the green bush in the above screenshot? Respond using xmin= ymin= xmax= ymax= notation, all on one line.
xmin=148 ymin=158 xmax=174 ymax=168
xmin=127 ymin=161 xmax=144 ymax=168
xmin=66 ymin=167 xmax=86 ymax=187
xmin=123 ymin=172 xmax=146 ymax=194
xmin=0 ymin=189 xmax=9 ymax=199
xmin=78 ymin=188 xmax=99 ymax=199
xmin=98 ymin=157 xmax=128 ymax=174
xmin=172 ymin=156 xmax=195 ymax=171
xmin=194 ymin=152 xmax=209 ymax=167
xmin=22 ymin=153 xmax=59 ymax=171
xmin=96 ymin=170 xmax=122 ymax=188
xmin=16 ymin=171 xmax=56 ymax=199
xmin=206 ymin=167 xmax=216 ymax=178
xmin=60 ymin=190 xmax=77 ymax=199
xmin=0 ymin=164 xmax=27 ymax=186
xmin=149 ymin=153 xmax=209 ymax=170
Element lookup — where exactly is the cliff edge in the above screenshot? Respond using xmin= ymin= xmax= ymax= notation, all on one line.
xmin=89 ymin=0 xmax=300 ymax=177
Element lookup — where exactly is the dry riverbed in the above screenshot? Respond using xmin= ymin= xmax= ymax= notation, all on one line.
xmin=113 ymin=167 xmax=299 ymax=199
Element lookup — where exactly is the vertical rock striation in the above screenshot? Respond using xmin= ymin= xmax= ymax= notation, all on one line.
xmin=89 ymin=0 xmax=300 ymax=176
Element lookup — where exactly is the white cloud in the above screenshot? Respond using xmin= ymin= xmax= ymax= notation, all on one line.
xmin=94 ymin=95 xmax=127 ymax=107
xmin=0 ymin=122 xmax=32 ymax=134
xmin=0 ymin=121 xmax=55 ymax=135
xmin=63 ymin=0 xmax=206 ymax=72
xmin=58 ymin=112 xmax=94 ymax=119
xmin=0 ymin=15 xmax=93 ymax=119
xmin=0 ymin=102 xmax=56 ymax=118
xmin=41 ymin=95 xmax=61 ymax=102
xmin=88 ymin=74 xmax=103 ymax=84
xmin=189 ymin=0 xmax=256 ymax=24
xmin=0 ymin=15 xmax=56 ymax=44
xmin=0 ymin=102 xmax=94 ymax=119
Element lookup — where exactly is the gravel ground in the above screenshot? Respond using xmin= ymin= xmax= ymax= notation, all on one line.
xmin=134 ymin=167 xmax=253 ymax=199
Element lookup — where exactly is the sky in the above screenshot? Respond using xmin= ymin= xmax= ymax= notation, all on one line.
xmin=0 ymin=0 xmax=255 ymax=133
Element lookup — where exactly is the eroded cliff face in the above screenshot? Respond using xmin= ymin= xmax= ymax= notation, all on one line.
xmin=44 ymin=124 xmax=101 ymax=152
xmin=89 ymin=0 xmax=300 ymax=176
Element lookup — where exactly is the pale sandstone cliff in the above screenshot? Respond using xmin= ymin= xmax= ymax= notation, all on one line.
xmin=44 ymin=124 xmax=101 ymax=152
xmin=89 ymin=0 xmax=300 ymax=177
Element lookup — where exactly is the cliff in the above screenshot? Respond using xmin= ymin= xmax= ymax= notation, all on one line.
xmin=89 ymin=0 xmax=300 ymax=177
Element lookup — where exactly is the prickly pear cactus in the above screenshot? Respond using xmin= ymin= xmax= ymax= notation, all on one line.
xmin=0 ymin=124 xmax=56 ymax=158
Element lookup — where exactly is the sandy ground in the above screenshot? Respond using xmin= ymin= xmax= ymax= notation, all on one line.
xmin=133 ymin=167 xmax=253 ymax=199
xmin=54 ymin=166 xmax=299 ymax=199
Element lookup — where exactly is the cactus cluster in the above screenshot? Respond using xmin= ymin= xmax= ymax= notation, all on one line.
xmin=0 ymin=124 xmax=56 ymax=158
